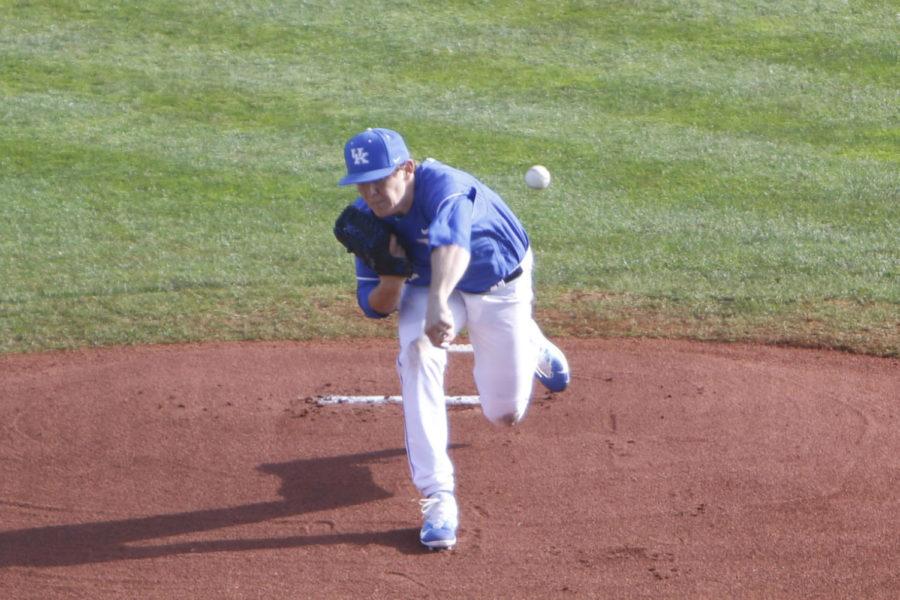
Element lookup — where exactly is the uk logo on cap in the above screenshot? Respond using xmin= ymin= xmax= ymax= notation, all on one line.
xmin=338 ymin=128 xmax=410 ymax=186
xmin=350 ymin=147 xmax=369 ymax=165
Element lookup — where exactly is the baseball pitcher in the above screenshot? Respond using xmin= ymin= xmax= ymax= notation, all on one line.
xmin=333 ymin=128 xmax=570 ymax=550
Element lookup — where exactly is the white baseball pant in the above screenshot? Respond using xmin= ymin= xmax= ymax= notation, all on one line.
xmin=396 ymin=249 xmax=544 ymax=497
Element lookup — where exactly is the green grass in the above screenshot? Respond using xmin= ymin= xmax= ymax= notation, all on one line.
xmin=1 ymin=0 xmax=897 ymax=356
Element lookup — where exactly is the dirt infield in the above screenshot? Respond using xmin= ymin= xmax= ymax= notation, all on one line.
xmin=1 ymin=338 xmax=897 ymax=599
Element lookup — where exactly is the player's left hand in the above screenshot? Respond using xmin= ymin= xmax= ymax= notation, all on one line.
xmin=333 ymin=204 xmax=413 ymax=277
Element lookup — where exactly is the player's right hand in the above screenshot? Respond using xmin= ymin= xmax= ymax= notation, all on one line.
xmin=425 ymin=298 xmax=454 ymax=349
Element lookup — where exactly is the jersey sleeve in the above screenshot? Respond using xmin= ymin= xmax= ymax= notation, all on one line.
xmin=428 ymin=193 xmax=474 ymax=250
xmin=353 ymin=256 xmax=391 ymax=319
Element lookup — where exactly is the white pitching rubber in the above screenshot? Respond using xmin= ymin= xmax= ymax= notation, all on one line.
xmin=317 ymin=395 xmax=480 ymax=406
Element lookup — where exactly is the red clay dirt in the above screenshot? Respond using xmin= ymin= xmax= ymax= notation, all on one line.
xmin=0 ymin=338 xmax=897 ymax=599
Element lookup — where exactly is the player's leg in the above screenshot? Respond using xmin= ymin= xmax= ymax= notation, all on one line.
xmin=396 ymin=285 xmax=468 ymax=497
xmin=464 ymin=252 xmax=541 ymax=425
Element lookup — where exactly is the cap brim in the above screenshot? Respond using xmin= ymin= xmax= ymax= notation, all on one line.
xmin=338 ymin=165 xmax=397 ymax=186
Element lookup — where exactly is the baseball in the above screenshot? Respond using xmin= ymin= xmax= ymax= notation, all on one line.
xmin=525 ymin=165 xmax=551 ymax=189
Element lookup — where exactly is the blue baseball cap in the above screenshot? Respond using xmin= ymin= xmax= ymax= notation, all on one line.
xmin=338 ymin=128 xmax=411 ymax=186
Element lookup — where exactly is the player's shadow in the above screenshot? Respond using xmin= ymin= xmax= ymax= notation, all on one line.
xmin=0 ymin=447 xmax=435 ymax=567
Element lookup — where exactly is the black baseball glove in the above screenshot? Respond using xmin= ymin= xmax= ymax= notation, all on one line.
xmin=333 ymin=204 xmax=414 ymax=277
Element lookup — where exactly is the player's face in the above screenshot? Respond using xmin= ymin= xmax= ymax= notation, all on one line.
xmin=357 ymin=162 xmax=414 ymax=218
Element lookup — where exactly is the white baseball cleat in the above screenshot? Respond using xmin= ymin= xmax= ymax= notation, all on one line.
xmin=419 ymin=491 xmax=458 ymax=550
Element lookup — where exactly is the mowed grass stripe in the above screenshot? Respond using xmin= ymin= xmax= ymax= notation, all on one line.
xmin=3 ymin=3 xmax=895 ymax=151
xmin=1 ymin=1 xmax=896 ymax=354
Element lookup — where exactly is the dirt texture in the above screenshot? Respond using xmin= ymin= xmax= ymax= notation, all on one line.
xmin=0 ymin=338 xmax=898 ymax=599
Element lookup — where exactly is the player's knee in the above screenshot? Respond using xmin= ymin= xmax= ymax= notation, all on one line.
xmin=495 ymin=412 xmax=521 ymax=427
xmin=482 ymin=403 xmax=524 ymax=427
xmin=399 ymin=336 xmax=443 ymax=374
xmin=400 ymin=336 xmax=423 ymax=365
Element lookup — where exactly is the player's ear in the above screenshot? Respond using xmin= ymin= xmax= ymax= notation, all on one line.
xmin=400 ymin=159 xmax=415 ymax=178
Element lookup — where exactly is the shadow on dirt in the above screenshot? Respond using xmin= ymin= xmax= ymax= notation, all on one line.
xmin=0 ymin=447 xmax=429 ymax=566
